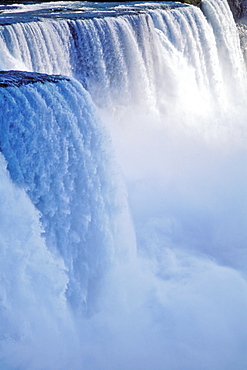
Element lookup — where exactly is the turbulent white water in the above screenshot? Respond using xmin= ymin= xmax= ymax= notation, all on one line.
xmin=0 ymin=1 xmax=247 ymax=369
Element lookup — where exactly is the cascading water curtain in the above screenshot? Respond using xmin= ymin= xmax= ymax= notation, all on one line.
xmin=0 ymin=1 xmax=247 ymax=370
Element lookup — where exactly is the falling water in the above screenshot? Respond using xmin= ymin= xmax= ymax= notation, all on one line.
xmin=0 ymin=1 xmax=247 ymax=369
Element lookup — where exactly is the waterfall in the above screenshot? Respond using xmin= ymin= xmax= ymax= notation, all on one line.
xmin=0 ymin=1 xmax=239 ymax=107
xmin=0 ymin=71 xmax=134 ymax=316
xmin=0 ymin=1 xmax=247 ymax=369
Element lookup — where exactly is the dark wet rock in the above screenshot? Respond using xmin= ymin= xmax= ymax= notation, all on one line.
xmin=0 ymin=70 xmax=70 ymax=88
xmin=227 ymin=0 xmax=243 ymax=20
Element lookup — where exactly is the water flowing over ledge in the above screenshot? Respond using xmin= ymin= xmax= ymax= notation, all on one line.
xmin=0 ymin=70 xmax=70 ymax=86
xmin=0 ymin=1 xmax=187 ymax=25
xmin=0 ymin=1 xmax=247 ymax=370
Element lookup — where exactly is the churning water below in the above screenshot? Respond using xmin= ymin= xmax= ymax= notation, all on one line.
xmin=0 ymin=0 xmax=247 ymax=369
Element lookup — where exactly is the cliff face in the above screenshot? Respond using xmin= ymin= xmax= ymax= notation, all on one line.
xmin=227 ymin=0 xmax=243 ymax=20
xmin=175 ymin=0 xmax=242 ymax=19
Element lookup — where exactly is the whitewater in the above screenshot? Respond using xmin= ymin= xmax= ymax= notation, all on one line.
xmin=0 ymin=0 xmax=247 ymax=369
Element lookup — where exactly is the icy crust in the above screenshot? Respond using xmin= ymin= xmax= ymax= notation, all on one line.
xmin=0 ymin=70 xmax=69 ymax=87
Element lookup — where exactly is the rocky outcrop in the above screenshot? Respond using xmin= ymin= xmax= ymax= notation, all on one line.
xmin=179 ymin=0 xmax=242 ymax=18
xmin=227 ymin=0 xmax=243 ymax=20
xmin=180 ymin=0 xmax=201 ymax=5
xmin=169 ymin=0 xmax=241 ymax=14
